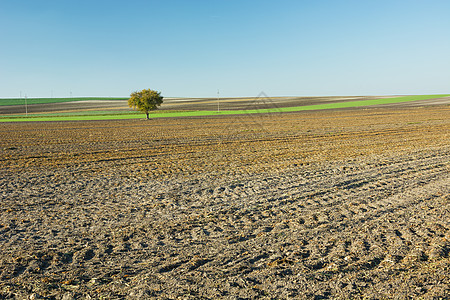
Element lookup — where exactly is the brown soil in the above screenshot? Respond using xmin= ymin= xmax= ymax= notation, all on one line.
xmin=1 ymin=105 xmax=449 ymax=299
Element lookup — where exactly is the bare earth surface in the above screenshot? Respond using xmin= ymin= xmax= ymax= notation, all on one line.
xmin=1 ymin=105 xmax=449 ymax=299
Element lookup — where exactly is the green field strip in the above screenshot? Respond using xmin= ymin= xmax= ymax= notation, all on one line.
xmin=1 ymin=94 xmax=448 ymax=122
xmin=1 ymin=110 xmax=140 ymax=118
xmin=0 ymin=97 xmax=128 ymax=106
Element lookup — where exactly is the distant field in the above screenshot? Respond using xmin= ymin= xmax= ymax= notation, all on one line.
xmin=1 ymin=110 xmax=141 ymax=118
xmin=0 ymin=110 xmax=192 ymax=121
xmin=0 ymin=94 xmax=449 ymax=122
xmin=0 ymin=97 xmax=128 ymax=106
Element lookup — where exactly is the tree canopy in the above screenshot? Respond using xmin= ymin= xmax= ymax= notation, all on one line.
xmin=128 ymin=89 xmax=163 ymax=119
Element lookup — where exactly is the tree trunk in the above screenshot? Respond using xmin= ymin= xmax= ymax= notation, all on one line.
xmin=146 ymin=112 xmax=149 ymax=119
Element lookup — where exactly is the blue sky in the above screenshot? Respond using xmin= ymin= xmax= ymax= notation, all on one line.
xmin=1 ymin=0 xmax=449 ymax=98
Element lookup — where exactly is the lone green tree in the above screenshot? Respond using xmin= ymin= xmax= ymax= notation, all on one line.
xmin=128 ymin=89 xmax=163 ymax=119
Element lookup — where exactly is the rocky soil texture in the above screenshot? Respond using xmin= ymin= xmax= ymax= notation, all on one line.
xmin=1 ymin=105 xmax=449 ymax=299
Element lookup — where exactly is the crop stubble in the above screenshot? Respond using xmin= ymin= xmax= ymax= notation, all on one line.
xmin=0 ymin=105 xmax=449 ymax=299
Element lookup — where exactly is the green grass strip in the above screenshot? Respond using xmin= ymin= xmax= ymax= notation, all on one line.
xmin=0 ymin=97 xmax=128 ymax=106
xmin=1 ymin=94 xmax=448 ymax=122
xmin=2 ymin=110 xmax=140 ymax=118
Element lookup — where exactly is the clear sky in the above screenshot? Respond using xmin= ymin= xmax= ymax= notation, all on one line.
xmin=1 ymin=0 xmax=449 ymax=98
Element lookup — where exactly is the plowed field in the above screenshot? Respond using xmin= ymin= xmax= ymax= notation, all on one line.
xmin=1 ymin=105 xmax=449 ymax=299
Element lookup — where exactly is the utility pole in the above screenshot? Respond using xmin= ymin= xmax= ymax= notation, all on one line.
xmin=25 ymin=95 xmax=28 ymax=116
xmin=217 ymin=89 xmax=220 ymax=112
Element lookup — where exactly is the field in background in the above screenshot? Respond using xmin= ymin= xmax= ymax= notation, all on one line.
xmin=0 ymin=94 xmax=449 ymax=122
xmin=0 ymin=97 xmax=128 ymax=106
